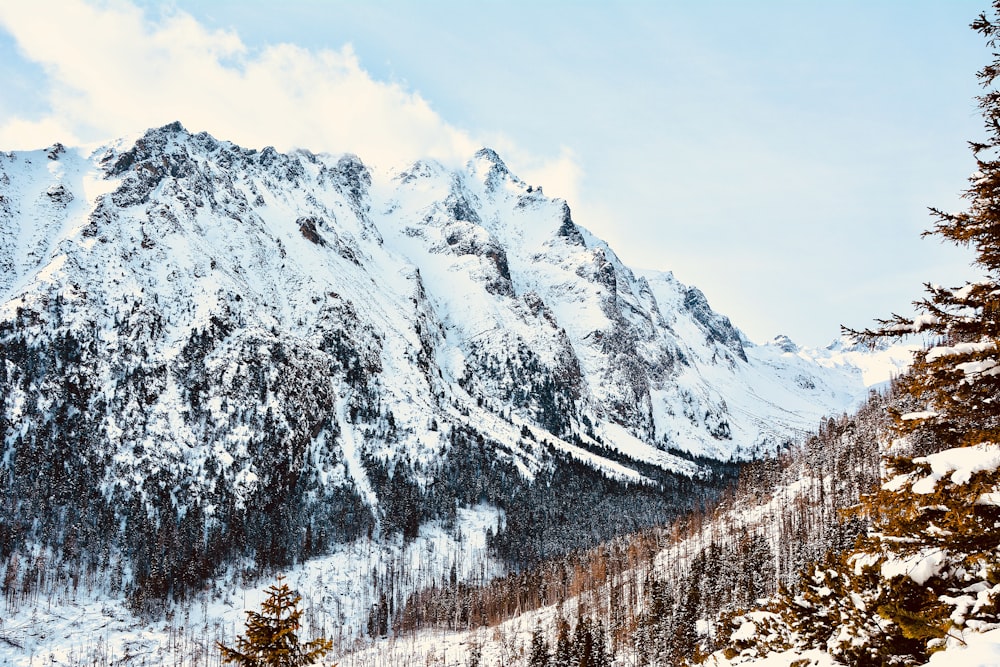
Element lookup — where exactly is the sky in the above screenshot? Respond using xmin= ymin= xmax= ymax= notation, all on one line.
xmin=0 ymin=0 xmax=989 ymax=346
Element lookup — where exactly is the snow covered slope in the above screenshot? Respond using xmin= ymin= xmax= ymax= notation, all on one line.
xmin=0 ymin=123 xmax=911 ymax=586
xmin=0 ymin=122 xmax=913 ymax=506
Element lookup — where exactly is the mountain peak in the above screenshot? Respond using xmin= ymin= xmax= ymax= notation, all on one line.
xmin=470 ymin=147 xmax=520 ymax=191
xmin=102 ymin=121 xmax=194 ymax=177
xmin=769 ymin=334 xmax=799 ymax=353
xmin=472 ymin=147 xmax=508 ymax=172
xmin=157 ymin=120 xmax=187 ymax=135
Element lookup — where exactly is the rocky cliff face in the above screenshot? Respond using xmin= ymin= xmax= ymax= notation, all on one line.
xmin=0 ymin=123 xmax=878 ymax=597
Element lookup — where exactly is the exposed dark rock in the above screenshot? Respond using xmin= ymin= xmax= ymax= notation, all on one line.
xmin=683 ymin=287 xmax=747 ymax=362
xmin=446 ymin=190 xmax=482 ymax=225
xmin=557 ymin=202 xmax=585 ymax=245
xmin=332 ymin=154 xmax=371 ymax=209
xmin=45 ymin=184 xmax=73 ymax=205
xmin=297 ymin=215 xmax=327 ymax=246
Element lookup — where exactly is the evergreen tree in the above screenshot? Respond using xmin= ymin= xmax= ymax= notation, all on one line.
xmin=553 ymin=616 xmax=574 ymax=667
xmin=467 ymin=639 xmax=482 ymax=667
xmin=592 ymin=620 xmax=610 ymax=667
xmin=573 ymin=617 xmax=595 ymax=667
xmin=528 ymin=623 xmax=551 ymax=667
xmin=717 ymin=5 xmax=1000 ymax=665
xmin=217 ymin=576 xmax=333 ymax=667
xmin=635 ymin=575 xmax=676 ymax=667
xmin=754 ymin=4 xmax=1000 ymax=663
xmin=837 ymin=1 xmax=1000 ymax=657
xmin=672 ymin=551 xmax=705 ymax=661
xmin=847 ymin=2 xmax=1000 ymax=450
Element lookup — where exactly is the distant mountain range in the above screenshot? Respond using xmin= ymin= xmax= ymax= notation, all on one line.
xmin=0 ymin=122 xmax=914 ymax=604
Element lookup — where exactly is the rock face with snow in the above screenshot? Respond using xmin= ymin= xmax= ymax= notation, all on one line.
xmin=0 ymin=123 xmax=895 ymax=597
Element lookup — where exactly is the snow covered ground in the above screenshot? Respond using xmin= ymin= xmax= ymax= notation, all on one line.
xmin=0 ymin=505 xmax=503 ymax=667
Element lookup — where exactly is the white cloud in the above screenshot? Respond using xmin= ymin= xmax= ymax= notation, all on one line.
xmin=0 ymin=0 xmax=567 ymax=175
xmin=0 ymin=116 xmax=81 ymax=150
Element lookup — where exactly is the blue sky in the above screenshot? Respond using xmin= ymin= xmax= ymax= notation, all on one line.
xmin=0 ymin=1 xmax=988 ymax=345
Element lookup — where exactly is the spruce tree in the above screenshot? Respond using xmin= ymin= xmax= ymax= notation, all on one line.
xmin=218 ymin=575 xmax=334 ymax=667
xmin=574 ymin=617 xmax=595 ymax=667
xmin=847 ymin=2 xmax=1000 ymax=448
xmin=718 ymin=5 xmax=1000 ymax=665
xmin=528 ymin=623 xmax=551 ymax=667
xmin=816 ymin=2 xmax=1000 ymax=660
xmin=592 ymin=620 xmax=610 ymax=667
xmin=553 ymin=616 xmax=574 ymax=667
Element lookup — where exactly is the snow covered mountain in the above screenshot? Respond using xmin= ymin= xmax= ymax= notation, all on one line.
xmin=0 ymin=123 xmax=906 ymax=600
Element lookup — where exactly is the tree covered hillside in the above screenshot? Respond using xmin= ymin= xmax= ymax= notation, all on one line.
xmin=344 ymin=387 xmax=890 ymax=667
